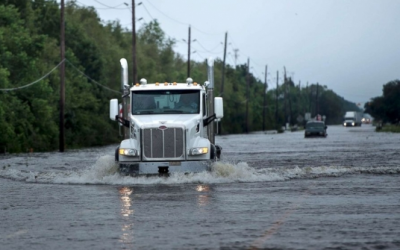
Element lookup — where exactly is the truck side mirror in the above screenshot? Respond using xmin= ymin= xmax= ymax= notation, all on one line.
xmin=110 ymin=99 xmax=118 ymax=121
xmin=214 ymin=97 xmax=223 ymax=119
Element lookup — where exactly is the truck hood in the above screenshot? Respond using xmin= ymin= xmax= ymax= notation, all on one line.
xmin=130 ymin=114 xmax=202 ymax=128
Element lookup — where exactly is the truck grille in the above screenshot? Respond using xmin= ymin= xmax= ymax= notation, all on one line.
xmin=142 ymin=127 xmax=185 ymax=160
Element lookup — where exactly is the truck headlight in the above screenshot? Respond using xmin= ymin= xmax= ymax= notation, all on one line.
xmin=190 ymin=147 xmax=208 ymax=155
xmin=119 ymin=148 xmax=138 ymax=156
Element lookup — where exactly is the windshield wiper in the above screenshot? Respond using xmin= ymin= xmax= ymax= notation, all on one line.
xmin=163 ymin=109 xmax=183 ymax=113
xmin=133 ymin=110 xmax=154 ymax=114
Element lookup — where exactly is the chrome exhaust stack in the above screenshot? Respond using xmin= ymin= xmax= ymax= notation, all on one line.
xmin=120 ymin=58 xmax=130 ymax=139
xmin=120 ymin=58 xmax=129 ymax=91
xmin=207 ymin=57 xmax=215 ymax=145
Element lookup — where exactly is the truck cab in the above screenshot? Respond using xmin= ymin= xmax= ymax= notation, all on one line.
xmin=110 ymin=78 xmax=223 ymax=176
xmin=343 ymin=111 xmax=362 ymax=127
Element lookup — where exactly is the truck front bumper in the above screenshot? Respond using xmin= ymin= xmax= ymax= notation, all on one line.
xmin=119 ymin=160 xmax=211 ymax=175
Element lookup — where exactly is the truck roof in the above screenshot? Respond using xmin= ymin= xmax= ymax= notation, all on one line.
xmin=130 ymin=79 xmax=205 ymax=91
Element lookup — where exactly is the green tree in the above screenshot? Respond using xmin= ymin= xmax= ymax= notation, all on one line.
xmin=365 ymin=80 xmax=400 ymax=123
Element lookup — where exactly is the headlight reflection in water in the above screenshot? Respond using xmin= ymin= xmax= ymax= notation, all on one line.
xmin=196 ymin=185 xmax=210 ymax=207
xmin=119 ymin=187 xmax=134 ymax=246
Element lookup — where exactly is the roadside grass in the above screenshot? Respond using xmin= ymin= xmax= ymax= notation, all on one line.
xmin=376 ymin=124 xmax=400 ymax=133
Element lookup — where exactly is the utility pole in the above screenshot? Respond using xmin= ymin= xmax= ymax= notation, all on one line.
xmin=275 ymin=71 xmax=279 ymax=128
xmin=308 ymin=82 xmax=312 ymax=115
xmin=187 ymin=25 xmax=191 ymax=77
xmin=132 ymin=0 xmax=138 ymax=83
xmin=245 ymin=58 xmax=250 ymax=133
xmin=283 ymin=67 xmax=288 ymax=126
xmin=263 ymin=65 xmax=268 ymax=131
xmin=219 ymin=32 xmax=228 ymax=135
xmin=288 ymin=78 xmax=293 ymax=126
xmin=59 ymin=0 xmax=65 ymax=152
xmin=233 ymin=48 xmax=239 ymax=68
xmin=316 ymin=82 xmax=319 ymax=115
xmin=220 ymin=32 xmax=228 ymax=97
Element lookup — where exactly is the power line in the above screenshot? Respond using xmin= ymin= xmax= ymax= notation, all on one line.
xmin=195 ymin=40 xmax=223 ymax=54
xmin=144 ymin=0 xmax=224 ymax=36
xmin=192 ymin=45 xmax=222 ymax=55
xmin=141 ymin=3 xmax=155 ymax=21
xmin=79 ymin=0 xmax=267 ymax=84
xmin=66 ymin=59 xmax=120 ymax=94
xmin=193 ymin=51 xmax=205 ymax=61
xmin=229 ymin=36 xmax=241 ymax=51
xmin=0 ymin=60 xmax=65 ymax=91
xmin=144 ymin=0 xmax=189 ymax=25
xmin=94 ymin=0 xmax=126 ymax=9
xmin=74 ymin=0 xmax=128 ymax=10
xmin=192 ymin=26 xmax=225 ymax=36
xmin=0 ymin=59 xmax=120 ymax=94
xmin=77 ymin=0 xmax=266 ymax=82
xmin=250 ymin=58 xmax=263 ymax=68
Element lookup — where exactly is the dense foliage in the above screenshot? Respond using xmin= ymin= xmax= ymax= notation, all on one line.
xmin=364 ymin=80 xmax=400 ymax=124
xmin=1 ymin=0 xmax=361 ymax=153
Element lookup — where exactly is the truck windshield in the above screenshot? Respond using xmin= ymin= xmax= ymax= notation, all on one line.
xmin=131 ymin=90 xmax=200 ymax=115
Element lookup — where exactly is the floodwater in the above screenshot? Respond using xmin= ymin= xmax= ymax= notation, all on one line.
xmin=1 ymin=124 xmax=399 ymax=249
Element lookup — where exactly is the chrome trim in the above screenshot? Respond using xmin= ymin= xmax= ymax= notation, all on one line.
xmin=142 ymin=127 xmax=185 ymax=161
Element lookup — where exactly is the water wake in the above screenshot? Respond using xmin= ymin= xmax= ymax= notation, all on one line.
xmin=0 ymin=155 xmax=399 ymax=185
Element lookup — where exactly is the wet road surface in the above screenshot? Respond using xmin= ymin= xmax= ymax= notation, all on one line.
xmin=1 ymin=124 xmax=399 ymax=249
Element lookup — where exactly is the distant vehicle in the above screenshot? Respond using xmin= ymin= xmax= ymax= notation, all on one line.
xmin=362 ymin=117 xmax=371 ymax=124
xmin=304 ymin=121 xmax=327 ymax=138
xmin=343 ymin=111 xmax=362 ymax=127
xmin=362 ymin=113 xmax=373 ymax=124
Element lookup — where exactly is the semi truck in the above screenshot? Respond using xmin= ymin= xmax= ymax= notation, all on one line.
xmin=343 ymin=111 xmax=362 ymax=127
xmin=109 ymin=58 xmax=223 ymax=176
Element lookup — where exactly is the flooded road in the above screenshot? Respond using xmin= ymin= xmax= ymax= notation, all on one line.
xmin=1 ymin=124 xmax=399 ymax=249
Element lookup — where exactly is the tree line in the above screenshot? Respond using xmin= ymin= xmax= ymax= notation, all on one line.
xmin=1 ymin=0 xmax=361 ymax=153
xmin=364 ymin=80 xmax=400 ymax=124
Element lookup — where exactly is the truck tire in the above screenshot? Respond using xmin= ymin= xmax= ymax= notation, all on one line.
xmin=215 ymin=145 xmax=222 ymax=160
xmin=210 ymin=144 xmax=216 ymax=160
xmin=115 ymin=147 xmax=119 ymax=162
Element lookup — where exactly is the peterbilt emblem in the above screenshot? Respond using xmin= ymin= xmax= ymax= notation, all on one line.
xmin=159 ymin=125 xmax=167 ymax=130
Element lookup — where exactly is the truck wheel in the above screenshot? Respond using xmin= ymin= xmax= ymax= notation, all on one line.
xmin=115 ymin=147 xmax=119 ymax=162
xmin=210 ymin=144 xmax=216 ymax=160
xmin=215 ymin=145 xmax=222 ymax=160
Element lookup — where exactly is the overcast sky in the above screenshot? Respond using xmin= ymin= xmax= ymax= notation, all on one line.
xmin=75 ymin=0 xmax=400 ymax=105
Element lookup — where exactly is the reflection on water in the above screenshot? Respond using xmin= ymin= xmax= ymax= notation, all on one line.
xmin=119 ymin=187 xmax=134 ymax=247
xmin=196 ymin=185 xmax=210 ymax=207
xmin=119 ymin=187 xmax=134 ymax=217
xmin=196 ymin=185 xmax=209 ymax=192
